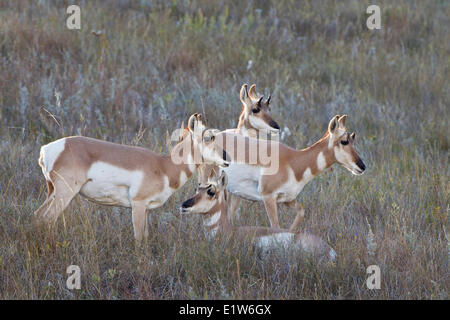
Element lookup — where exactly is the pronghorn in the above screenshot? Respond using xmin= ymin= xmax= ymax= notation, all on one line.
xmin=198 ymin=83 xmax=280 ymax=213
xmin=181 ymin=171 xmax=337 ymax=261
xmin=227 ymin=83 xmax=280 ymax=138
xmin=202 ymin=115 xmax=366 ymax=229
xmin=34 ymin=113 xmax=231 ymax=241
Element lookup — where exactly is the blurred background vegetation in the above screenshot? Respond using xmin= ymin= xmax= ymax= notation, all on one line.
xmin=0 ymin=0 xmax=448 ymax=299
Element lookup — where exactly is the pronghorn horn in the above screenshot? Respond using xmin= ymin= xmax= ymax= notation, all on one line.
xmin=218 ymin=171 xmax=227 ymax=188
xmin=257 ymin=96 xmax=263 ymax=107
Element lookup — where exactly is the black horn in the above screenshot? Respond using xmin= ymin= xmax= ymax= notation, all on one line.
xmin=258 ymin=96 xmax=263 ymax=107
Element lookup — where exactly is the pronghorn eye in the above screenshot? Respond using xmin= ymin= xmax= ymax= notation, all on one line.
xmin=252 ymin=108 xmax=260 ymax=114
xmin=207 ymin=189 xmax=215 ymax=197
xmin=204 ymin=135 xmax=215 ymax=142
xmin=341 ymin=140 xmax=349 ymax=145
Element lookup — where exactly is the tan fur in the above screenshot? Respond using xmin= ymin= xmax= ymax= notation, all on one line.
xmin=34 ymin=114 xmax=229 ymax=241
xmin=235 ymin=83 xmax=279 ymax=138
xmin=197 ymin=83 xmax=281 ymax=225
xmin=207 ymin=115 xmax=366 ymax=228
xmin=181 ymin=172 xmax=336 ymax=260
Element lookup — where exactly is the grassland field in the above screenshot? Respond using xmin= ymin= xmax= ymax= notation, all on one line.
xmin=0 ymin=0 xmax=448 ymax=299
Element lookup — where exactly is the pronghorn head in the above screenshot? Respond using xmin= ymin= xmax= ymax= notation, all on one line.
xmin=180 ymin=171 xmax=227 ymax=215
xmin=239 ymin=84 xmax=280 ymax=133
xmin=187 ymin=113 xmax=231 ymax=168
xmin=327 ymin=115 xmax=366 ymax=175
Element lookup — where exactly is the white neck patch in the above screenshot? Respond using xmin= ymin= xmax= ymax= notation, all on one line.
xmin=249 ymin=116 xmax=274 ymax=132
xmin=317 ymin=151 xmax=327 ymax=171
xmin=204 ymin=210 xmax=221 ymax=227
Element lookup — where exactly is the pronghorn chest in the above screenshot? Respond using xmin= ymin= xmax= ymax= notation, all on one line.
xmin=274 ymin=167 xmax=315 ymax=202
xmin=222 ymin=164 xmax=263 ymax=201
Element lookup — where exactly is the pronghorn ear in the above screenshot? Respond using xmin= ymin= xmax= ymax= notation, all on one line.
xmin=248 ymin=84 xmax=258 ymax=100
xmin=266 ymin=94 xmax=271 ymax=105
xmin=179 ymin=120 xmax=185 ymax=142
xmin=240 ymin=83 xmax=252 ymax=108
xmin=338 ymin=115 xmax=347 ymax=129
xmin=219 ymin=171 xmax=228 ymax=188
xmin=208 ymin=166 xmax=218 ymax=180
xmin=328 ymin=115 xmax=340 ymax=135
xmin=240 ymin=83 xmax=249 ymax=101
xmin=350 ymin=132 xmax=356 ymax=140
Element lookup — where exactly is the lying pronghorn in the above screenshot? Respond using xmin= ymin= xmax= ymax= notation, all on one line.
xmin=181 ymin=171 xmax=337 ymax=261
xmin=34 ymin=113 xmax=230 ymax=241
xmin=202 ymin=115 xmax=366 ymax=229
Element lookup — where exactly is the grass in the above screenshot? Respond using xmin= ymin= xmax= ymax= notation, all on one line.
xmin=0 ymin=0 xmax=448 ymax=299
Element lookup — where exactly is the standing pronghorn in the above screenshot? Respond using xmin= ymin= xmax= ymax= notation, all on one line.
xmin=197 ymin=83 xmax=281 ymax=213
xmin=34 ymin=114 xmax=230 ymax=241
xmin=181 ymin=171 xmax=337 ymax=261
xmin=206 ymin=115 xmax=366 ymax=229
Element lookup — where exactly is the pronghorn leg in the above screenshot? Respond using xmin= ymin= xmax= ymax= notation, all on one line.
xmin=34 ymin=193 xmax=55 ymax=222
xmin=40 ymin=178 xmax=81 ymax=224
xmin=131 ymin=201 xmax=148 ymax=242
xmin=262 ymin=195 xmax=280 ymax=228
xmin=227 ymin=194 xmax=241 ymax=223
xmin=284 ymin=200 xmax=305 ymax=232
xmin=46 ymin=179 xmax=55 ymax=198
xmin=34 ymin=179 xmax=55 ymax=221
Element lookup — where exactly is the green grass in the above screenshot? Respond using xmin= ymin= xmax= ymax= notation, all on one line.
xmin=0 ymin=0 xmax=448 ymax=299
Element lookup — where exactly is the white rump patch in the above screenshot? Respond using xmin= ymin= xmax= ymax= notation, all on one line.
xmin=39 ymin=138 xmax=66 ymax=180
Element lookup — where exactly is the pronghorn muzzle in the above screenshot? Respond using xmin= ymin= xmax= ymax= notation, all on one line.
xmin=269 ymin=119 xmax=280 ymax=131
xmin=355 ymin=157 xmax=366 ymax=173
xmin=180 ymin=197 xmax=195 ymax=213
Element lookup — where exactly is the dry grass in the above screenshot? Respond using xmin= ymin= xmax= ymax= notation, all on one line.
xmin=0 ymin=0 xmax=448 ymax=299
